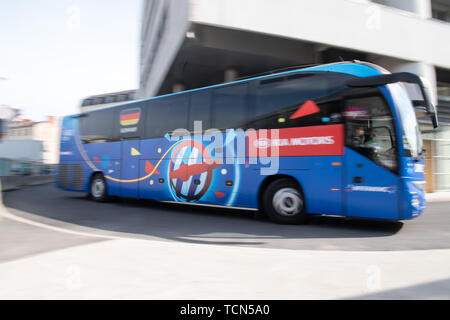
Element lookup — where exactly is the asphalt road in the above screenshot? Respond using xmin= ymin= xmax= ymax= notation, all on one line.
xmin=2 ymin=183 xmax=450 ymax=260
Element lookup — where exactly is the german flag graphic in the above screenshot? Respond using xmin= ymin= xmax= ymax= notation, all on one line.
xmin=120 ymin=108 xmax=141 ymax=126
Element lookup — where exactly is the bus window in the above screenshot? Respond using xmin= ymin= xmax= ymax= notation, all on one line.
xmin=254 ymin=75 xmax=315 ymax=119
xmin=145 ymin=95 xmax=189 ymax=138
xmin=93 ymin=97 xmax=104 ymax=105
xmin=116 ymin=94 xmax=127 ymax=102
xmin=248 ymin=98 xmax=342 ymax=130
xmin=189 ymin=91 xmax=212 ymax=133
xmin=104 ymin=96 xmax=116 ymax=104
xmin=344 ymin=94 xmax=398 ymax=172
xmin=81 ymin=99 xmax=92 ymax=107
xmin=248 ymin=73 xmax=350 ymax=130
xmin=116 ymin=102 xmax=146 ymax=140
xmin=212 ymin=83 xmax=249 ymax=130
xmin=80 ymin=109 xmax=115 ymax=144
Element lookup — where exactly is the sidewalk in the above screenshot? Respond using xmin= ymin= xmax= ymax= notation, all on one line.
xmin=426 ymin=191 xmax=450 ymax=203
xmin=0 ymin=235 xmax=449 ymax=299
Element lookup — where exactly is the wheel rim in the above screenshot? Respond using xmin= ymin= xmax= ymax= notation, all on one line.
xmin=272 ymin=188 xmax=303 ymax=217
xmin=91 ymin=178 xmax=105 ymax=198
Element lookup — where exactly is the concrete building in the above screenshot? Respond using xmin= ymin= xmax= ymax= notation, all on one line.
xmin=0 ymin=118 xmax=44 ymax=175
xmin=139 ymin=0 xmax=450 ymax=191
xmin=7 ymin=119 xmax=34 ymax=140
xmin=32 ymin=117 xmax=60 ymax=165
xmin=0 ymin=139 xmax=43 ymax=163
xmin=1 ymin=115 xmax=60 ymax=165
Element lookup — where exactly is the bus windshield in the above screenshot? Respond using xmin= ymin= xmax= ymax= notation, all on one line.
xmin=388 ymin=83 xmax=423 ymax=159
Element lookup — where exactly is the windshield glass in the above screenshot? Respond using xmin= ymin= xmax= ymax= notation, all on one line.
xmin=387 ymin=83 xmax=423 ymax=159
xmin=345 ymin=94 xmax=398 ymax=172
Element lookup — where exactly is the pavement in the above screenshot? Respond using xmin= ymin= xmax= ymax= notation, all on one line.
xmin=0 ymin=183 xmax=449 ymax=299
xmin=426 ymin=191 xmax=450 ymax=202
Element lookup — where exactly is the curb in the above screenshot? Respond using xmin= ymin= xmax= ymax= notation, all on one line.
xmin=426 ymin=192 xmax=450 ymax=203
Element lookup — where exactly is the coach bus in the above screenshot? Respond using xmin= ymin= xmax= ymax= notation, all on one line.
xmin=57 ymin=61 xmax=438 ymax=224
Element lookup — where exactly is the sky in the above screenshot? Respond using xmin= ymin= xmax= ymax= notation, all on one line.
xmin=0 ymin=0 xmax=142 ymax=121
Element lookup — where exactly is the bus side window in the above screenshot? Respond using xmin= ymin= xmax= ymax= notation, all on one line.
xmin=189 ymin=91 xmax=212 ymax=133
xmin=287 ymin=100 xmax=342 ymax=127
xmin=247 ymin=99 xmax=342 ymax=130
xmin=80 ymin=109 xmax=115 ymax=144
xmin=212 ymin=83 xmax=249 ymax=131
xmin=115 ymin=102 xmax=147 ymax=140
xmin=247 ymin=73 xmax=349 ymax=130
xmin=145 ymin=95 xmax=189 ymax=139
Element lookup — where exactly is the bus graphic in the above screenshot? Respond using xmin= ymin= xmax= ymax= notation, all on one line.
xmin=168 ymin=140 xmax=222 ymax=202
xmin=120 ymin=108 xmax=141 ymax=126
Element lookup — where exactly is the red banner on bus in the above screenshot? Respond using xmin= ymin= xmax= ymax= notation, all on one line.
xmin=247 ymin=124 xmax=344 ymax=157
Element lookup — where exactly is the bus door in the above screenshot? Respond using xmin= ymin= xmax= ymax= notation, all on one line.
xmin=117 ymin=105 xmax=145 ymax=198
xmin=342 ymin=90 xmax=400 ymax=220
xmin=120 ymin=139 xmax=140 ymax=198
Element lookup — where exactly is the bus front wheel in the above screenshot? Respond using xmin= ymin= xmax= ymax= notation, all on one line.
xmin=263 ymin=179 xmax=307 ymax=225
xmin=90 ymin=173 xmax=108 ymax=202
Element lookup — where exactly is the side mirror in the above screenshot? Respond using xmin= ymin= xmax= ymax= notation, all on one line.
xmin=419 ymin=77 xmax=439 ymax=129
xmin=347 ymin=72 xmax=439 ymax=129
xmin=421 ymin=148 xmax=427 ymax=157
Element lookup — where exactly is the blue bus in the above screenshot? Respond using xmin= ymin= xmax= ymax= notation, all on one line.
xmin=57 ymin=61 xmax=438 ymax=224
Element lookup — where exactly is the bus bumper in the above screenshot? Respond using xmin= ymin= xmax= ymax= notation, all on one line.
xmin=402 ymin=180 xmax=426 ymax=220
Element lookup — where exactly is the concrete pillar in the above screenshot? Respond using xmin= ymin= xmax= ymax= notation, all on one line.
xmin=224 ymin=68 xmax=239 ymax=83
xmin=380 ymin=0 xmax=432 ymax=19
xmin=172 ymin=82 xmax=186 ymax=93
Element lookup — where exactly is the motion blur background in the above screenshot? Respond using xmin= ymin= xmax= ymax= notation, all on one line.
xmin=1 ymin=0 xmax=450 ymax=192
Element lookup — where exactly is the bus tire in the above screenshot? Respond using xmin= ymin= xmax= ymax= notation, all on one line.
xmin=89 ymin=173 xmax=108 ymax=202
xmin=263 ymin=178 xmax=307 ymax=225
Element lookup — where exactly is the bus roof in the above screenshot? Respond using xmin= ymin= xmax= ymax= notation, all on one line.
xmin=73 ymin=61 xmax=385 ymax=116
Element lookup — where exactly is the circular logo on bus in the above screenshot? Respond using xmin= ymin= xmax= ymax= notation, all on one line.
xmin=168 ymin=140 xmax=221 ymax=202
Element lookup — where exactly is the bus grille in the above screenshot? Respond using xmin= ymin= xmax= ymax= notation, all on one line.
xmin=59 ymin=164 xmax=84 ymax=190
xmin=59 ymin=164 xmax=70 ymax=188
xmin=73 ymin=164 xmax=84 ymax=190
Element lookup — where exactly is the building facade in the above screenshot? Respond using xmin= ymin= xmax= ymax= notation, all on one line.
xmin=32 ymin=117 xmax=60 ymax=165
xmin=1 ymin=114 xmax=60 ymax=165
xmin=140 ymin=0 xmax=450 ymax=191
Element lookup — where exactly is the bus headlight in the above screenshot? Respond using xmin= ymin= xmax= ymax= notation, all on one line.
xmin=411 ymin=198 xmax=420 ymax=208
xmin=412 ymin=181 xmax=426 ymax=193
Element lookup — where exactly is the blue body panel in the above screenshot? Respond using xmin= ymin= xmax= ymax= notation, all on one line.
xmin=344 ymin=148 xmax=400 ymax=219
xmin=57 ymin=62 xmax=427 ymax=221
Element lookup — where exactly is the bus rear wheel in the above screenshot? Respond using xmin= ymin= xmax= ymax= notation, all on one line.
xmin=90 ymin=173 xmax=108 ymax=202
xmin=263 ymin=179 xmax=307 ymax=225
